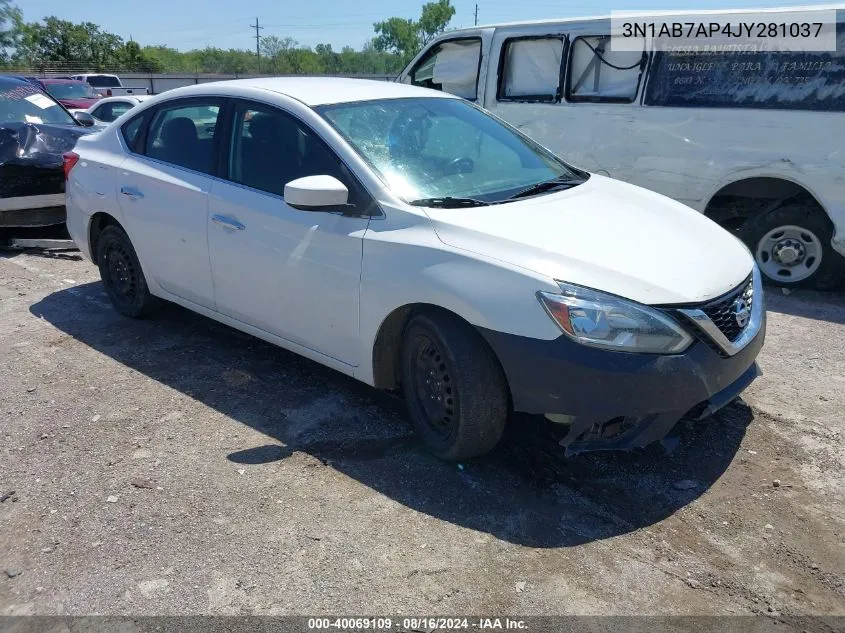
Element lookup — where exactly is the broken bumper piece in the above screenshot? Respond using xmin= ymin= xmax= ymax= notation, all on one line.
xmin=477 ymin=312 xmax=765 ymax=455
xmin=0 ymin=193 xmax=66 ymax=228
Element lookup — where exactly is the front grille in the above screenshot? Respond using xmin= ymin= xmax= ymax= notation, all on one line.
xmin=700 ymin=276 xmax=753 ymax=342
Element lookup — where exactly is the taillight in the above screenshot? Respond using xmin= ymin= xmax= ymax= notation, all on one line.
xmin=63 ymin=152 xmax=80 ymax=180
xmin=106 ymin=89 xmax=112 ymax=96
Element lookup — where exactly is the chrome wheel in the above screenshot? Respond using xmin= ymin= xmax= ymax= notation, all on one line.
xmin=755 ymin=224 xmax=822 ymax=284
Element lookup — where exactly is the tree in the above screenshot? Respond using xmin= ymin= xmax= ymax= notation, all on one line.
xmin=1 ymin=4 xmax=423 ymax=74
xmin=315 ymin=43 xmax=339 ymax=74
xmin=121 ymin=40 xmax=161 ymax=72
xmin=372 ymin=17 xmax=418 ymax=58
xmin=12 ymin=16 xmax=125 ymax=69
xmin=372 ymin=0 xmax=454 ymax=61
xmin=418 ymin=0 xmax=455 ymax=45
xmin=260 ymin=35 xmax=298 ymax=72
xmin=0 ymin=0 xmax=21 ymax=63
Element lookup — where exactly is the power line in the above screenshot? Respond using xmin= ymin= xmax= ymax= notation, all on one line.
xmin=250 ymin=17 xmax=264 ymax=72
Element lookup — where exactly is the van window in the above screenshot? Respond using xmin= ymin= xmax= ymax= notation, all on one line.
xmin=566 ymin=36 xmax=645 ymax=103
xmin=499 ymin=37 xmax=565 ymax=102
xmin=644 ymin=24 xmax=845 ymax=112
xmin=409 ymin=38 xmax=481 ymax=100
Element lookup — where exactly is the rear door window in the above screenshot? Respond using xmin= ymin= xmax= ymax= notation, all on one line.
xmin=498 ymin=37 xmax=566 ymax=102
xmin=144 ymin=100 xmax=223 ymax=174
xmin=566 ymin=35 xmax=646 ymax=103
xmin=121 ymin=113 xmax=146 ymax=150
xmin=408 ymin=38 xmax=482 ymax=100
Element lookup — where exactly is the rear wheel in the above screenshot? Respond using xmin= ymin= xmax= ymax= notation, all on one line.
xmin=401 ymin=311 xmax=508 ymax=461
xmin=741 ymin=202 xmax=845 ymax=290
xmin=96 ymin=225 xmax=160 ymax=318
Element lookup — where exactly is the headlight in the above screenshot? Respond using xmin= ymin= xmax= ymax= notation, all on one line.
xmin=538 ymin=282 xmax=693 ymax=354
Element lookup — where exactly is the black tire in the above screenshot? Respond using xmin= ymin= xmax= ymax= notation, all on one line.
xmin=96 ymin=225 xmax=160 ymax=318
xmin=741 ymin=202 xmax=845 ymax=291
xmin=401 ymin=311 xmax=508 ymax=461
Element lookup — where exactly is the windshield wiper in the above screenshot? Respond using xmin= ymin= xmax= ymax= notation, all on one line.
xmin=409 ymin=196 xmax=491 ymax=208
xmin=507 ymin=177 xmax=586 ymax=200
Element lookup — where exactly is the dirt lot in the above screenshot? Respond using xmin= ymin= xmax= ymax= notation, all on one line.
xmin=0 ymin=249 xmax=843 ymax=618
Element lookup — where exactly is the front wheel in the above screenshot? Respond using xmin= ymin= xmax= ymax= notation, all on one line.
xmin=401 ymin=312 xmax=508 ymax=461
xmin=742 ymin=203 xmax=845 ymax=290
xmin=96 ymin=224 xmax=160 ymax=318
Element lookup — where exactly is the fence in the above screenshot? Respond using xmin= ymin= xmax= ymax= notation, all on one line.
xmin=5 ymin=71 xmax=397 ymax=95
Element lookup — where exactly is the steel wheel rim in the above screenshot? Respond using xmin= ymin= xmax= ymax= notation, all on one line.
xmin=755 ymin=224 xmax=822 ymax=283
xmin=105 ymin=243 xmax=137 ymax=300
xmin=411 ymin=334 xmax=455 ymax=440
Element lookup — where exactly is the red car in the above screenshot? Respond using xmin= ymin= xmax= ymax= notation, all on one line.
xmin=25 ymin=77 xmax=102 ymax=110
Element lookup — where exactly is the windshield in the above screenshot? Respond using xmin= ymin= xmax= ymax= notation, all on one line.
xmin=0 ymin=80 xmax=76 ymax=126
xmin=316 ymin=97 xmax=585 ymax=205
xmin=45 ymin=82 xmax=99 ymax=99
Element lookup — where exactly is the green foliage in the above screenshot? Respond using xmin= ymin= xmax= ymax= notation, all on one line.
xmin=373 ymin=0 xmax=455 ymax=61
xmin=373 ymin=17 xmax=419 ymax=58
xmin=0 ymin=0 xmax=21 ymax=62
xmin=0 ymin=0 xmax=430 ymax=74
xmin=419 ymin=0 xmax=456 ymax=45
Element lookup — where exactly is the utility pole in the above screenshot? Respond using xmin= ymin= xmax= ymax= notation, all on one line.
xmin=474 ymin=4 xmax=478 ymax=26
xmin=251 ymin=17 xmax=264 ymax=73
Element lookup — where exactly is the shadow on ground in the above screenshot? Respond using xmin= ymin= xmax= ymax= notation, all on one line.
xmin=32 ymin=282 xmax=753 ymax=548
xmin=765 ymin=287 xmax=845 ymax=325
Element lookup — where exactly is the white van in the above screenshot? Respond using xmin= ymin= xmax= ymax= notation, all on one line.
xmin=398 ymin=9 xmax=845 ymax=289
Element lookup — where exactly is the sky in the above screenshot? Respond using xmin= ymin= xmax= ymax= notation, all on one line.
xmin=20 ymin=0 xmax=841 ymax=51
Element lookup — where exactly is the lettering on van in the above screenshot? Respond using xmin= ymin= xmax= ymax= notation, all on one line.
xmin=644 ymin=23 xmax=845 ymax=112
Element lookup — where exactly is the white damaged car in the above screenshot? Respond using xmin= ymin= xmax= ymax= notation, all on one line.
xmin=64 ymin=78 xmax=765 ymax=460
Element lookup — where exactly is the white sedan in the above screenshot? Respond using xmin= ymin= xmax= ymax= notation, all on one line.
xmin=64 ymin=78 xmax=765 ymax=460
xmin=84 ymin=95 xmax=154 ymax=123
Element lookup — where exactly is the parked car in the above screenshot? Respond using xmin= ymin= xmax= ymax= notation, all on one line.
xmin=86 ymin=95 xmax=154 ymax=123
xmin=65 ymin=78 xmax=765 ymax=460
xmin=398 ymin=10 xmax=845 ymax=290
xmin=25 ymin=77 xmax=102 ymax=111
xmin=69 ymin=74 xmax=149 ymax=97
xmin=1 ymin=76 xmax=96 ymax=232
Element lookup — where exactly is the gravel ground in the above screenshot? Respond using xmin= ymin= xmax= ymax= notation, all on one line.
xmin=0 ymin=250 xmax=843 ymax=617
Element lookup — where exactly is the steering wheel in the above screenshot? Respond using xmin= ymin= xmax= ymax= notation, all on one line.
xmin=447 ymin=157 xmax=475 ymax=175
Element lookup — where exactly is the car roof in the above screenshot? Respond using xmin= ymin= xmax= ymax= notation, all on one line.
xmin=170 ymin=77 xmax=456 ymax=107
xmin=0 ymin=75 xmax=31 ymax=86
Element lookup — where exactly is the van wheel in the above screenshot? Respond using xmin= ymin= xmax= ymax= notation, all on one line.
xmin=401 ymin=312 xmax=508 ymax=461
xmin=96 ymin=225 xmax=160 ymax=318
xmin=742 ymin=203 xmax=845 ymax=290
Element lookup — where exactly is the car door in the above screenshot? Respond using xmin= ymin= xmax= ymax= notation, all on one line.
xmin=115 ymin=97 xmax=224 ymax=308
xmin=207 ymin=99 xmax=373 ymax=365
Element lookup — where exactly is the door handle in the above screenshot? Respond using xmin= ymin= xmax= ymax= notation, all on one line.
xmin=120 ymin=186 xmax=144 ymax=199
xmin=212 ymin=214 xmax=245 ymax=231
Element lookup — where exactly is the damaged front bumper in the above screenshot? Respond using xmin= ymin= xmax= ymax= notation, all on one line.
xmin=1 ymin=121 xmax=87 ymax=229
xmin=478 ymin=308 xmax=765 ymax=456
xmin=0 ymin=192 xmax=66 ymax=228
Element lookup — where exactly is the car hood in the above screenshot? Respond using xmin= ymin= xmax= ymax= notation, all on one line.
xmin=57 ymin=97 xmax=100 ymax=109
xmin=424 ymin=175 xmax=753 ymax=306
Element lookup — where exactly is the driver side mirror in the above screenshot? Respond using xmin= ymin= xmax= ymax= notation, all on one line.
xmin=73 ymin=111 xmax=96 ymax=128
xmin=284 ymin=175 xmax=349 ymax=211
